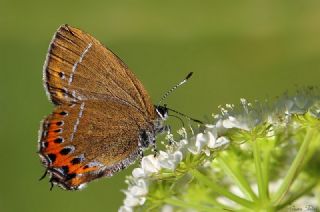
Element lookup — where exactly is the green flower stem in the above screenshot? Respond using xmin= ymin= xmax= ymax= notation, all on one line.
xmin=271 ymin=127 xmax=316 ymax=205
xmin=261 ymin=138 xmax=274 ymax=199
xmin=217 ymin=154 xmax=258 ymax=201
xmin=191 ymin=169 xmax=254 ymax=209
xmin=163 ymin=197 xmax=221 ymax=212
xmin=301 ymin=133 xmax=320 ymax=168
xmin=276 ymin=180 xmax=318 ymax=210
xmin=252 ymin=136 xmax=268 ymax=202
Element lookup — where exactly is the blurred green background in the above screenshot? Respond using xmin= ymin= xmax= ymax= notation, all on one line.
xmin=1 ymin=0 xmax=320 ymax=211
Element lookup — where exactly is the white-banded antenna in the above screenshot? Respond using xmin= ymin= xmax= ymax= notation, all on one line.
xmin=157 ymin=72 xmax=193 ymax=106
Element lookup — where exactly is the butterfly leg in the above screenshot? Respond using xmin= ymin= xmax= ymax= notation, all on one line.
xmin=138 ymin=130 xmax=154 ymax=161
xmin=152 ymin=140 xmax=158 ymax=157
xmin=139 ymin=130 xmax=159 ymax=157
xmin=39 ymin=169 xmax=48 ymax=181
xmin=139 ymin=130 xmax=152 ymax=148
xmin=49 ymin=179 xmax=54 ymax=191
xmin=138 ymin=143 xmax=144 ymax=159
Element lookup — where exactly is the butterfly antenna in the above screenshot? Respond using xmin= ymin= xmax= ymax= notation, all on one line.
xmin=166 ymin=106 xmax=204 ymax=124
xmin=157 ymin=72 xmax=193 ymax=106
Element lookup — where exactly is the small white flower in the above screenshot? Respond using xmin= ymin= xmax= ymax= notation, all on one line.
xmin=206 ymin=126 xmax=218 ymax=148
xmin=132 ymin=168 xmax=146 ymax=178
xmin=122 ymin=180 xmax=147 ymax=208
xmin=158 ymin=150 xmax=183 ymax=170
xmin=187 ymin=125 xmax=228 ymax=154
xmin=214 ymin=118 xmax=228 ymax=134
xmin=309 ymin=101 xmax=320 ymax=118
xmin=127 ymin=179 xmax=148 ymax=196
xmin=118 ymin=206 xmax=133 ymax=212
xmin=276 ymin=91 xmax=314 ymax=116
xmin=222 ymin=116 xmax=250 ymax=131
xmin=141 ymin=155 xmax=161 ymax=174
xmin=219 ymin=99 xmax=267 ymax=131
xmin=123 ymin=193 xmax=142 ymax=207
xmin=188 ymin=133 xmax=208 ymax=154
xmin=279 ymin=98 xmax=298 ymax=115
xmin=214 ymin=136 xmax=230 ymax=148
xmin=203 ymin=149 xmax=211 ymax=156
xmin=178 ymin=139 xmax=188 ymax=148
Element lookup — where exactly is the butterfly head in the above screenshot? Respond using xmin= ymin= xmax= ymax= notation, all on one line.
xmin=155 ymin=105 xmax=168 ymax=120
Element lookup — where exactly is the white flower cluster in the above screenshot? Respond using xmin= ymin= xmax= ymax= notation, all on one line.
xmin=119 ymin=88 xmax=320 ymax=211
xmin=215 ymin=99 xmax=267 ymax=131
xmin=186 ymin=125 xmax=230 ymax=155
xmin=119 ymin=125 xmax=230 ymax=212
xmin=119 ymin=150 xmax=185 ymax=212
xmin=215 ymin=88 xmax=320 ymax=131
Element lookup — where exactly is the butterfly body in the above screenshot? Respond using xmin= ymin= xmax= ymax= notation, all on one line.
xmin=38 ymin=25 xmax=167 ymax=190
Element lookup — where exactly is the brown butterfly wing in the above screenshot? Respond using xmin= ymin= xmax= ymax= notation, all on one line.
xmin=39 ymin=25 xmax=160 ymax=189
xmin=39 ymin=100 xmax=152 ymax=190
xmin=43 ymin=24 xmax=155 ymax=117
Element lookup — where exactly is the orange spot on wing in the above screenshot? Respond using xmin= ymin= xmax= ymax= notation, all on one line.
xmin=42 ymin=118 xmax=65 ymax=152
xmin=80 ymin=166 xmax=99 ymax=173
xmin=68 ymin=163 xmax=82 ymax=173
xmin=70 ymin=177 xmax=84 ymax=187
xmin=53 ymin=154 xmax=71 ymax=166
xmin=71 ymin=164 xmax=99 ymax=175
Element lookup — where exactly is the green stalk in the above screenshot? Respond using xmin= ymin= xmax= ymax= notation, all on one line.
xmin=191 ymin=169 xmax=254 ymax=209
xmin=252 ymin=137 xmax=268 ymax=201
xmin=217 ymin=154 xmax=258 ymax=201
xmin=276 ymin=180 xmax=317 ymax=210
xmin=260 ymin=138 xmax=275 ymax=199
xmin=300 ymin=133 xmax=320 ymax=168
xmin=271 ymin=128 xmax=315 ymax=205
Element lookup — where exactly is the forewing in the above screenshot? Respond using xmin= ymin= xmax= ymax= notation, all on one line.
xmin=43 ymin=24 xmax=155 ymax=117
xmin=38 ymin=100 xmax=151 ymax=190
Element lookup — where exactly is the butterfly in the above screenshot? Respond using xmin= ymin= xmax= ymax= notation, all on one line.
xmin=38 ymin=24 xmax=171 ymax=190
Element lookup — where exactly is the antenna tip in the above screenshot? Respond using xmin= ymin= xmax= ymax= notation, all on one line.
xmin=186 ymin=72 xmax=193 ymax=80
